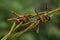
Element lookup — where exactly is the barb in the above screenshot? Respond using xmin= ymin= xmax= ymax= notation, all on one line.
xmin=35 ymin=8 xmax=45 ymax=22
xmin=45 ymin=0 xmax=49 ymax=13
xmin=36 ymin=25 xmax=39 ymax=33
xmin=8 ymin=18 xmax=20 ymax=22
xmin=12 ymin=11 xmax=23 ymax=18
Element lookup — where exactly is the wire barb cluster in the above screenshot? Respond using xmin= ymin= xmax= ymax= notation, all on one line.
xmin=1 ymin=7 xmax=60 ymax=40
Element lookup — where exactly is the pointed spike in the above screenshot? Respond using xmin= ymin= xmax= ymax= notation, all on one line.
xmin=12 ymin=11 xmax=20 ymax=18
xmin=45 ymin=0 xmax=49 ymax=13
xmin=45 ymin=3 xmax=48 ymax=13
xmin=8 ymin=18 xmax=20 ymax=23
xmin=36 ymin=26 xmax=39 ymax=33
xmin=34 ymin=8 xmax=38 ymax=14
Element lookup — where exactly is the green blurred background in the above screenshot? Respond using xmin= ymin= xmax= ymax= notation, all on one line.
xmin=0 ymin=0 xmax=60 ymax=40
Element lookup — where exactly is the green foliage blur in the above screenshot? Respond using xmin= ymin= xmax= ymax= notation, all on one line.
xmin=0 ymin=0 xmax=60 ymax=40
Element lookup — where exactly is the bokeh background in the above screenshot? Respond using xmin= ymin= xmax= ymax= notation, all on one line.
xmin=0 ymin=0 xmax=60 ymax=40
